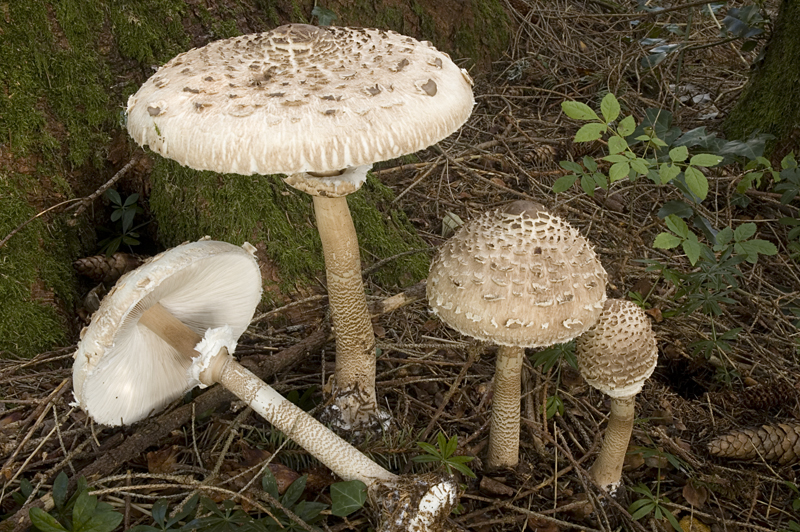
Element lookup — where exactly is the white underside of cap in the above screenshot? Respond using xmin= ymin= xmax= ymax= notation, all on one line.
xmin=188 ymin=325 xmax=237 ymax=389
xmin=283 ymin=164 xmax=371 ymax=197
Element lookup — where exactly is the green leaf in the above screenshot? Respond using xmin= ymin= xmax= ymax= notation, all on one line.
xmin=123 ymin=193 xmax=139 ymax=207
xmin=53 ymin=472 xmax=69 ymax=510
xmin=416 ymin=442 xmax=440 ymax=457
xmin=609 ymin=161 xmax=630 ymax=182
xmin=281 ymin=475 xmax=307 ymax=508
xmin=664 ymin=215 xmax=689 ymax=237
xmin=659 ymin=163 xmax=681 ymax=184
xmin=653 ymin=232 xmax=682 ymax=249
xmin=552 ymin=174 xmax=578 ymax=193
xmin=630 ymin=158 xmax=650 ymax=175
xmin=79 ymin=511 xmax=124 ymax=532
xmin=151 ymin=499 xmax=169 ymax=527
xmin=684 ymin=166 xmax=709 ymax=200
xmin=603 ymin=154 xmax=629 ymax=163
xmin=736 ymin=240 xmax=778 ymax=263
xmin=689 ymin=153 xmax=723 ymax=167
xmin=628 ymin=499 xmax=655 ymax=520
xmin=580 ymin=175 xmax=596 ymax=196
xmin=714 ymin=227 xmax=734 ymax=249
xmin=29 ymin=508 xmax=69 ymax=532
xmin=561 ymin=101 xmax=600 ymax=121
xmin=583 ymin=155 xmax=598 ymax=172
xmin=592 ymin=172 xmax=609 ymax=190
xmin=330 ymin=481 xmax=368 ymax=517
xmin=262 ymin=469 xmax=280 ymax=499
xmin=104 ymin=189 xmax=122 ymax=206
xmin=559 ymin=160 xmax=583 ymax=173
xmin=73 ymin=491 xmax=99 ymax=530
xmin=669 ymin=146 xmax=689 ymax=162
xmin=441 ymin=433 xmax=457 ymax=458
xmin=663 ymin=508 xmax=684 ymax=532
xmin=733 ymin=222 xmax=757 ymax=242
xmin=600 ymin=93 xmax=621 ymax=123
xmin=448 ymin=461 xmax=477 ymax=478
xmin=574 ymin=122 xmax=606 ymax=142
xmin=683 ymin=233 xmax=702 ymax=265
xmin=608 ymin=135 xmax=628 ymax=154
xmin=311 ymin=5 xmax=338 ymax=26
xmin=617 ymin=115 xmax=636 ymax=137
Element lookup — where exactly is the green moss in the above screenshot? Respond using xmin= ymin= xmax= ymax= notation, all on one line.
xmin=454 ymin=0 xmax=509 ymax=66
xmin=0 ymin=174 xmax=78 ymax=357
xmin=109 ymin=0 xmax=189 ymax=64
xmin=149 ymin=160 xmax=428 ymax=298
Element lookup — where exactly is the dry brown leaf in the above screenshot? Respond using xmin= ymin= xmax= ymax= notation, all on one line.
xmin=147 ymin=445 xmax=180 ymax=474
xmin=682 ymin=480 xmax=709 ymax=508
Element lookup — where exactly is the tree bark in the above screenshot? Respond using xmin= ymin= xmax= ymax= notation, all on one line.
xmin=723 ymin=0 xmax=800 ymax=158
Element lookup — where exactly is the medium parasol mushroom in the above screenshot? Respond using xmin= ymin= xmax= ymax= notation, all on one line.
xmin=125 ymin=24 xmax=475 ymax=431
xmin=576 ymin=298 xmax=658 ymax=496
xmin=72 ymin=239 xmax=456 ymax=531
xmin=427 ymin=201 xmax=607 ymax=468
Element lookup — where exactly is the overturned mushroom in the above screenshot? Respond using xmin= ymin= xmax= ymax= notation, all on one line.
xmin=72 ymin=239 xmax=456 ymax=531
xmin=576 ymin=298 xmax=658 ymax=496
xmin=427 ymin=201 xmax=607 ymax=468
xmin=126 ymin=24 xmax=475 ymax=432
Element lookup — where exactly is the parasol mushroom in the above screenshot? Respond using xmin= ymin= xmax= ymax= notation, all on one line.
xmin=576 ymin=298 xmax=658 ymax=496
xmin=427 ymin=201 xmax=607 ymax=468
xmin=72 ymin=238 xmax=456 ymax=531
xmin=125 ymin=24 xmax=475 ymax=431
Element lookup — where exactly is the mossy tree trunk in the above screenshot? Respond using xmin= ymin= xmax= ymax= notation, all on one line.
xmin=723 ymin=0 xmax=800 ymax=158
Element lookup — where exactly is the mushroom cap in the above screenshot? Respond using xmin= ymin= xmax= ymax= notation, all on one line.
xmin=427 ymin=201 xmax=607 ymax=347
xmin=72 ymin=239 xmax=262 ymax=426
xmin=126 ymin=24 xmax=474 ymax=176
xmin=576 ymin=298 xmax=658 ymax=398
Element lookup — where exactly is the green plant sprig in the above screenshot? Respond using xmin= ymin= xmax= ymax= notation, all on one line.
xmin=412 ymin=432 xmax=476 ymax=479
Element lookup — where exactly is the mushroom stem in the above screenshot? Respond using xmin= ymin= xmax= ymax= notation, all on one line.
xmin=139 ymin=303 xmax=393 ymax=487
xmin=486 ymin=345 xmax=524 ymax=469
xmin=589 ymin=394 xmax=637 ymax=493
xmin=312 ymin=194 xmax=382 ymax=429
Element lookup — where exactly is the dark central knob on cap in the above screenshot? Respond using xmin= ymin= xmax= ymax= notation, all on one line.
xmin=272 ymin=24 xmax=324 ymax=44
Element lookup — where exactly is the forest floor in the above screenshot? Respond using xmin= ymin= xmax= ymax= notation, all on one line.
xmin=2 ymin=0 xmax=800 ymax=531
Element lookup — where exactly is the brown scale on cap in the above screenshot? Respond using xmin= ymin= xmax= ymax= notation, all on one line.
xmin=126 ymin=24 xmax=474 ymax=176
xmin=427 ymin=200 xmax=608 ymax=348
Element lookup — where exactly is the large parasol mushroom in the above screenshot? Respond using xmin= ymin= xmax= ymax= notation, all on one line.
xmin=72 ymin=239 xmax=456 ymax=531
xmin=125 ymin=24 xmax=475 ymax=431
xmin=427 ymin=201 xmax=607 ymax=468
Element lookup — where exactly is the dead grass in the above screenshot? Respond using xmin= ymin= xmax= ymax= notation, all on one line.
xmin=2 ymin=0 xmax=800 ymax=530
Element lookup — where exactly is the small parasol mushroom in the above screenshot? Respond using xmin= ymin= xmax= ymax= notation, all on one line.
xmin=125 ymin=24 xmax=475 ymax=432
xmin=576 ymin=298 xmax=658 ymax=496
xmin=427 ymin=201 xmax=607 ymax=468
xmin=72 ymin=239 xmax=456 ymax=531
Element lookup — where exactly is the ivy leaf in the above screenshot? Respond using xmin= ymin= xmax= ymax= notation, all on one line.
xmin=562 ymin=101 xmax=600 ymax=121
xmin=684 ymin=166 xmax=709 ymax=200
xmin=653 ymin=232 xmax=682 ymax=249
xmin=600 ymin=93 xmax=621 ymax=123
xmin=330 ymin=481 xmax=368 ymax=517
xmin=574 ymin=122 xmax=606 ymax=142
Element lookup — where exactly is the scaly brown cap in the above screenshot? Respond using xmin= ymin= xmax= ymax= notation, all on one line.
xmin=576 ymin=298 xmax=658 ymax=398
xmin=126 ymin=24 xmax=474 ymax=176
xmin=427 ymin=201 xmax=607 ymax=347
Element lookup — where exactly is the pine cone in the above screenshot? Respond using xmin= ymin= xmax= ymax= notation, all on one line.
xmin=708 ymin=422 xmax=800 ymax=465
xmin=739 ymin=381 xmax=798 ymax=411
xmin=73 ymin=253 xmax=142 ymax=284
